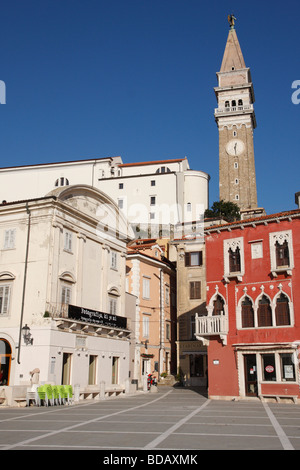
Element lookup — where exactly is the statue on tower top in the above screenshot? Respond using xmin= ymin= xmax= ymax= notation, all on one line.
xmin=228 ymin=13 xmax=237 ymax=29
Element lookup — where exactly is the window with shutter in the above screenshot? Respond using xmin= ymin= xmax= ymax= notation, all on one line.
xmin=64 ymin=231 xmax=72 ymax=252
xmin=257 ymin=295 xmax=272 ymax=327
xmin=61 ymin=286 xmax=71 ymax=305
xmin=189 ymin=281 xmax=201 ymax=299
xmin=4 ymin=229 xmax=16 ymax=249
xmin=111 ymin=251 xmax=117 ymax=269
xmin=185 ymin=252 xmax=203 ymax=267
xmin=241 ymin=297 xmax=255 ymax=328
xmin=143 ymin=278 xmax=150 ymax=299
xmin=275 ymin=293 xmax=290 ymax=326
xmin=0 ymin=285 xmax=10 ymax=315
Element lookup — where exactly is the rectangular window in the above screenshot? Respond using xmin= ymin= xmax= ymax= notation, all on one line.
xmin=109 ymin=296 xmax=117 ymax=315
xmin=262 ymin=354 xmax=276 ymax=381
xmin=280 ymin=353 xmax=295 ymax=382
xmin=142 ymin=315 xmax=149 ymax=338
xmin=143 ymin=278 xmax=150 ymax=299
xmin=276 ymin=241 xmax=290 ymax=267
xmin=118 ymin=199 xmax=124 ymax=209
xmin=0 ymin=285 xmax=10 ymax=315
xmin=151 ymin=180 xmax=156 ymax=186
xmin=165 ymin=286 xmax=170 ymax=305
xmin=189 ymin=281 xmax=201 ymax=300
xmin=61 ymin=286 xmax=71 ymax=305
xmin=64 ymin=231 xmax=72 ymax=252
xmin=229 ymin=247 xmax=241 ymax=272
xmin=185 ymin=251 xmax=203 ymax=267
xmin=166 ymin=322 xmax=171 ymax=340
xmin=4 ymin=229 xmax=16 ymax=249
xmin=111 ymin=251 xmax=117 ymax=269
xmin=150 ymin=196 xmax=156 ymax=206
xmin=119 ymin=183 xmax=123 ymax=189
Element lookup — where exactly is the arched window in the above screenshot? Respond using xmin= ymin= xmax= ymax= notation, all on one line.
xmin=257 ymin=295 xmax=272 ymax=327
xmin=225 ymin=100 xmax=230 ymax=108
xmin=241 ymin=297 xmax=254 ymax=328
xmin=156 ymin=166 xmax=171 ymax=174
xmin=232 ymin=100 xmax=236 ymax=107
xmin=213 ymin=295 xmax=225 ymax=316
xmin=0 ymin=339 xmax=11 ymax=385
xmin=275 ymin=293 xmax=290 ymax=326
xmin=238 ymin=99 xmax=243 ymax=106
xmin=55 ymin=177 xmax=70 ymax=187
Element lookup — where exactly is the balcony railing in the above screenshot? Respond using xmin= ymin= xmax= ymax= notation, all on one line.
xmin=214 ymin=104 xmax=254 ymax=115
xmin=45 ymin=302 xmax=68 ymax=318
xmin=195 ymin=314 xmax=228 ymax=337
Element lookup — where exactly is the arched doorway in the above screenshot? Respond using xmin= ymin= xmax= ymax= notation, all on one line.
xmin=0 ymin=339 xmax=11 ymax=385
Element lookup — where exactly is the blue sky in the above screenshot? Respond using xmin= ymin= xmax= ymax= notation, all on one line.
xmin=0 ymin=0 xmax=299 ymax=215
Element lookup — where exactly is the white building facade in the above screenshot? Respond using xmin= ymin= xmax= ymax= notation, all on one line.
xmin=0 ymin=184 xmax=134 ymax=404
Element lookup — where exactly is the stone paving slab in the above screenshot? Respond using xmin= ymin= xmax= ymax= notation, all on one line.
xmin=0 ymin=386 xmax=298 ymax=452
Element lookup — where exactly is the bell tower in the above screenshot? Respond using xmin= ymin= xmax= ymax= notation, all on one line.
xmin=214 ymin=15 xmax=259 ymax=214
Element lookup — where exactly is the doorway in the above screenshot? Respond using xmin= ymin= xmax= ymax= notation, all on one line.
xmin=0 ymin=339 xmax=11 ymax=385
xmin=61 ymin=353 xmax=72 ymax=385
xmin=112 ymin=356 xmax=119 ymax=384
xmin=244 ymin=354 xmax=258 ymax=396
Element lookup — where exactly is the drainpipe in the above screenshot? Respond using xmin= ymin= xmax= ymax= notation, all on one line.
xmin=17 ymin=202 xmax=31 ymax=364
xmin=159 ymin=268 xmax=164 ymax=377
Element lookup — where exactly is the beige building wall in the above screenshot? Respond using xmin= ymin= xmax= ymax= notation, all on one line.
xmin=171 ymin=238 xmax=207 ymax=386
xmin=126 ymin=241 xmax=176 ymax=385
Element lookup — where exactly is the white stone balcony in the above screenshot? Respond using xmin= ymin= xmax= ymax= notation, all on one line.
xmin=195 ymin=313 xmax=228 ymax=345
xmin=214 ymin=103 xmax=254 ymax=115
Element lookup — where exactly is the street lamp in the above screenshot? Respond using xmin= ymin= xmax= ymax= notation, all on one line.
xmin=22 ymin=324 xmax=33 ymax=345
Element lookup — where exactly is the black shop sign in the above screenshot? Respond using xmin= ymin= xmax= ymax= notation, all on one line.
xmin=68 ymin=305 xmax=127 ymax=329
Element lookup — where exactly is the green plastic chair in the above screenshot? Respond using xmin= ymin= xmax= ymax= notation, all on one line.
xmin=44 ymin=384 xmax=55 ymax=406
xmin=58 ymin=385 xmax=68 ymax=405
xmin=37 ymin=385 xmax=47 ymax=406
xmin=64 ymin=385 xmax=73 ymax=404
xmin=52 ymin=385 xmax=60 ymax=405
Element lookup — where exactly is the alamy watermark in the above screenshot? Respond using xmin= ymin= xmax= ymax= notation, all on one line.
xmin=0 ymin=80 xmax=6 ymax=104
xmin=291 ymin=80 xmax=300 ymax=104
xmin=95 ymin=200 xmax=205 ymax=242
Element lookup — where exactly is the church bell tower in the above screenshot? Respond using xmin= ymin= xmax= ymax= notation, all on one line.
xmin=215 ymin=15 xmax=259 ymax=215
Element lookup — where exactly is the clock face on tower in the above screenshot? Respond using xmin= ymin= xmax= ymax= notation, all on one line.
xmin=226 ymin=139 xmax=245 ymax=156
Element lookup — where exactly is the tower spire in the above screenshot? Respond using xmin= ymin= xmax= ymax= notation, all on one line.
xmin=220 ymin=16 xmax=246 ymax=73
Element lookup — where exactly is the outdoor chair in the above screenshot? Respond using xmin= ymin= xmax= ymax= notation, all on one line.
xmin=58 ymin=385 xmax=68 ymax=405
xmin=64 ymin=385 xmax=74 ymax=404
xmin=52 ymin=385 xmax=61 ymax=405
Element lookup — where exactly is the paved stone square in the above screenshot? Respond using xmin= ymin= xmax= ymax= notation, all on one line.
xmin=0 ymin=386 xmax=299 ymax=452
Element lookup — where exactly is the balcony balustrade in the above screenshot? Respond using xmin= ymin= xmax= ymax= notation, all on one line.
xmin=214 ymin=104 xmax=254 ymax=115
xmin=195 ymin=313 xmax=228 ymax=345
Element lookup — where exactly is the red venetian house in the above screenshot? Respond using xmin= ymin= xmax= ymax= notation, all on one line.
xmin=196 ymin=209 xmax=300 ymax=402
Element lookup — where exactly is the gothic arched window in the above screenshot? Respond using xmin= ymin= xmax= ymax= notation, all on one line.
xmin=241 ymin=297 xmax=254 ymax=328
xmin=257 ymin=295 xmax=272 ymax=327
xmin=213 ymin=295 xmax=225 ymax=316
xmin=275 ymin=293 xmax=290 ymax=326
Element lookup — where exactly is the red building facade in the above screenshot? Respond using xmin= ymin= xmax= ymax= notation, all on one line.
xmin=197 ymin=209 xmax=300 ymax=402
